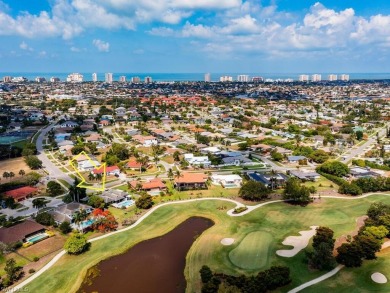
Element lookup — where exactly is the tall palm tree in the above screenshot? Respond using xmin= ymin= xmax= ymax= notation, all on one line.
xmin=19 ymin=169 xmax=25 ymax=177
xmin=168 ymin=168 xmax=174 ymax=181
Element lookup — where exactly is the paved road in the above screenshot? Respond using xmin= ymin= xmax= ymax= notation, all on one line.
xmin=36 ymin=123 xmax=73 ymax=184
xmin=338 ymin=126 xmax=387 ymax=163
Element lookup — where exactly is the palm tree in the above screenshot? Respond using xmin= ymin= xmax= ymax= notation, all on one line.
xmin=9 ymin=172 xmax=15 ymax=181
xmin=73 ymin=209 xmax=88 ymax=230
xmin=96 ymin=173 xmax=103 ymax=181
xmin=19 ymin=169 xmax=25 ymax=177
xmin=88 ymin=173 xmax=95 ymax=182
xmin=168 ymin=168 xmax=174 ymax=181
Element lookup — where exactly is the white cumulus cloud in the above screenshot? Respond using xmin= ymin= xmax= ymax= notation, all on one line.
xmin=93 ymin=39 xmax=110 ymax=52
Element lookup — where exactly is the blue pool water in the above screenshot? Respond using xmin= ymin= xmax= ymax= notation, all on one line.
xmin=79 ymin=219 xmax=95 ymax=229
xmin=27 ymin=233 xmax=48 ymax=243
xmin=114 ymin=199 xmax=135 ymax=208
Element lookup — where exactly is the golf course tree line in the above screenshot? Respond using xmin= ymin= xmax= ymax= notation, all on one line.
xmin=307 ymin=227 xmax=336 ymax=270
xmin=199 ymin=265 xmax=291 ymax=293
xmin=336 ymin=203 xmax=390 ymax=267
xmin=318 ymin=160 xmax=390 ymax=195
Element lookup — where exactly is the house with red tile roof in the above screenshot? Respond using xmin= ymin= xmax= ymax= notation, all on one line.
xmin=4 ymin=186 xmax=38 ymax=202
xmin=129 ymin=178 xmax=166 ymax=192
xmin=92 ymin=165 xmax=120 ymax=176
xmin=174 ymin=173 xmax=208 ymax=191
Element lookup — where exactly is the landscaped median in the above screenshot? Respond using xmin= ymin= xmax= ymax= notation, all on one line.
xmin=12 ymin=194 xmax=390 ymax=293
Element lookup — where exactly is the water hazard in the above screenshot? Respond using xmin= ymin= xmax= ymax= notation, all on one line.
xmin=78 ymin=217 xmax=214 ymax=293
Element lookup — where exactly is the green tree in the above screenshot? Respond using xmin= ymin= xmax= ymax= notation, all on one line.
xmin=271 ymin=150 xmax=283 ymax=162
xmin=135 ymin=193 xmax=154 ymax=209
xmin=59 ymin=221 xmax=72 ymax=234
xmin=355 ymin=130 xmax=364 ymax=141
xmin=47 ymin=181 xmax=63 ymax=196
xmin=35 ymin=212 xmax=54 ymax=226
xmin=283 ymin=177 xmax=311 ymax=204
xmin=18 ymin=169 xmax=25 ymax=177
xmin=4 ymin=258 xmax=24 ymax=284
xmin=308 ymin=227 xmax=336 ymax=270
xmin=338 ymin=183 xmax=362 ymax=196
xmin=308 ymin=150 xmax=329 ymax=164
xmin=317 ymin=161 xmax=349 ymax=177
xmin=88 ymin=195 xmax=105 ymax=208
xmin=71 ymin=145 xmax=86 ymax=155
xmin=362 ymin=225 xmax=389 ymax=241
xmin=238 ymin=181 xmax=270 ymax=201
xmin=24 ymin=156 xmax=43 ymax=169
xmin=238 ymin=142 xmax=248 ymax=151
xmin=64 ymin=232 xmax=89 ymax=255
xmin=354 ymin=234 xmax=381 ymax=260
xmin=199 ymin=265 xmax=213 ymax=284
xmin=367 ymin=203 xmax=390 ymax=222
xmin=32 ymin=198 xmax=46 ymax=210
xmin=336 ymin=242 xmax=363 ymax=267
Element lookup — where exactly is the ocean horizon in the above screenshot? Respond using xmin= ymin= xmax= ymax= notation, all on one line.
xmin=1 ymin=72 xmax=390 ymax=82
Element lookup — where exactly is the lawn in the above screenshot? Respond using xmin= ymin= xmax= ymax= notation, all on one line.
xmin=162 ymin=155 xmax=175 ymax=164
xmin=0 ymin=157 xmax=31 ymax=178
xmin=23 ymin=194 xmax=390 ymax=293
xmin=229 ymin=231 xmax=274 ymax=270
xmin=57 ymin=179 xmax=71 ymax=188
xmin=303 ymin=175 xmax=338 ymax=191
xmin=304 ymin=247 xmax=390 ymax=292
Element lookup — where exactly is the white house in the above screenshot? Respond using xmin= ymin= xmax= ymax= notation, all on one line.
xmin=184 ymin=154 xmax=211 ymax=167
xmin=211 ymin=174 xmax=243 ymax=188
xmin=57 ymin=121 xmax=79 ymax=128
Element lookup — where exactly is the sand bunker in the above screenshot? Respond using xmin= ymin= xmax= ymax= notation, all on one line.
xmin=221 ymin=238 xmax=235 ymax=246
xmin=276 ymin=226 xmax=318 ymax=257
xmin=371 ymin=272 xmax=387 ymax=284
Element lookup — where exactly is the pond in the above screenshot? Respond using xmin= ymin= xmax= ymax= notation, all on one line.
xmin=78 ymin=217 xmax=214 ymax=293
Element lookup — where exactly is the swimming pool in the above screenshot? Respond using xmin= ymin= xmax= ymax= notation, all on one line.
xmin=26 ymin=233 xmax=49 ymax=244
xmin=79 ymin=219 xmax=96 ymax=229
xmin=112 ymin=199 xmax=135 ymax=209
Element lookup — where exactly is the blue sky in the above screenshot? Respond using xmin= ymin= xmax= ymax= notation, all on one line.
xmin=0 ymin=0 xmax=390 ymax=73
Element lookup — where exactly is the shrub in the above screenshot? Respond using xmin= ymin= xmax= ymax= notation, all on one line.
xmin=64 ymin=232 xmax=90 ymax=255
xmin=29 ymin=269 xmax=36 ymax=274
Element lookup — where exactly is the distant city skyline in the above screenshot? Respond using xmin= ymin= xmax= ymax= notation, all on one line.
xmin=0 ymin=0 xmax=389 ymax=73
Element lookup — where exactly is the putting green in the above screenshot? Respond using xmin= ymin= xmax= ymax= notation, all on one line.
xmin=229 ymin=231 xmax=273 ymax=270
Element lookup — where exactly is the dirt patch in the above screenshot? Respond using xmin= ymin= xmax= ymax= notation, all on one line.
xmin=0 ymin=157 xmax=32 ymax=179
xmin=333 ymin=215 xmax=368 ymax=254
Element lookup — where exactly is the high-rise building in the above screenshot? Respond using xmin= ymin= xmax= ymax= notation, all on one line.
xmin=11 ymin=77 xmax=28 ymax=83
xmin=340 ymin=74 xmax=350 ymax=81
xmin=119 ymin=76 xmax=126 ymax=82
xmin=328 ymin=74 xmax=337 ymax=81
xmin=50 ymin=77 xmax=60 ymax=83
xmin=35 ymin=77 xmax=46 ymax=83
xmin=311 ymin=74 xmax=321 ymax=82
xmin=251 ymin=77 xmax=263 ymax=83
xmin=144 ymin=76 xmax=152 ymax=83
xmin=105 ymin=73 xmax=113 ymax=84
xmin=204 ymin=73 xmax=211 ymax=82
xmin=219 ymin=76 xmax=233 ymax=82
xmin=299 ymin=75 xmax=309 ymax=82
xmin=131 ymin=76 xmax=141 ymax=83
xmin=2 ymin=76 xmax=12 ymax=82
xmin=237 ymin=75 xmax=249 ymax=82
xmin=92 ymin=73 xmax=98 ymax=82
xmin=66 ymin=73 xmax=83 ymax=82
